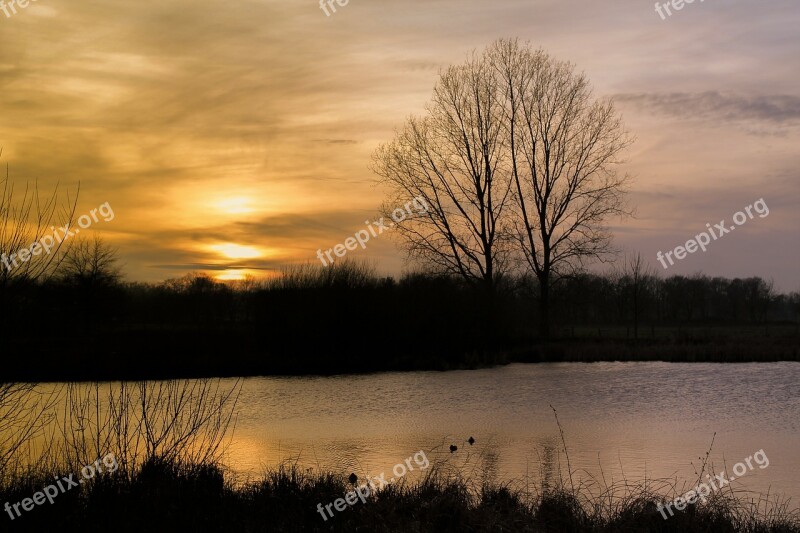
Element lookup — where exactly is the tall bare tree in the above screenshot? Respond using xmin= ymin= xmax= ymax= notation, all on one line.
xmin=372 ymin=52 xmax=513 ymax=290
xmin=374 ymin=41 xmax=631 ymax=337
xmin=492 ymin=39 xmax=632 ymax=338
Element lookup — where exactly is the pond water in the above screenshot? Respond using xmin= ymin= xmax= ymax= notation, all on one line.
xmin=221 ymin=362 xmax=800 ymax=505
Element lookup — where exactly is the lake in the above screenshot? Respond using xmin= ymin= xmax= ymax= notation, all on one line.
xmin=220 ymin=362 xmax=799 ymax=506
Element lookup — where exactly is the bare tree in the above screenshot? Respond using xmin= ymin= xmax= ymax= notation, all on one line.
xmin=56 ymin=379 xmax=241 ymax=478
xmin=492 ymin=39 xmax=633 ymax=338
xmin=372 ymin=51 xmax=513 ymax=290
xmin=58 ymin=234 xmax=122 ymax=288
xmin=620 ymin=252 xmax=655 ymax=339
xmin=743 ymin=277 xmax=775 ymax=323
xmin=373 ymin=41 xmax=631 ymax=336
xmin=0 ymin=380 xmax=241 ymax=484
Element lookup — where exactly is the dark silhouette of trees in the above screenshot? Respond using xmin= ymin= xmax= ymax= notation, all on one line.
xmin=58 ymin=234 xmax=122 ymax=289
xmin=614 ymin=253 xmax=655 ymax=338
xmin=4 ymin=253 xmax=798 ymax=381
xmin=54 ymin=234 xmax=122 ymax=331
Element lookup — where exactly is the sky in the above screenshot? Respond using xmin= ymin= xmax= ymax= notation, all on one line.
xmin=1 ymin=0 xmax=798 ymax=290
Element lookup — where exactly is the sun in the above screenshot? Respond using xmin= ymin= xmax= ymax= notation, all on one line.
xmin=210 ymin=243 xmax=262 ymax=259
xmin=216 ymin=269 xmax=247 ymax=281
xmin=213 ymin=197 xmax=254 ymax=215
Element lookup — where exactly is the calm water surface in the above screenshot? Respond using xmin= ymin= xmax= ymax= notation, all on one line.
xmin=224 ymin=362 xmax=800 ymax=505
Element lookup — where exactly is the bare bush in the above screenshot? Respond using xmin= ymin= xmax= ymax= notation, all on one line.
xmin=1 ymin=379 xmax=240 ymax=483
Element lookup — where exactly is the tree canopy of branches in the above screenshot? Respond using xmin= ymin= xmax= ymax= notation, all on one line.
xmin=372 ymin=51 xmax=513 ymax=289
xmin=373 ymin=40 xmax=632 ymax=337
xmin=494 ymin=39 xmax=632 ymax=337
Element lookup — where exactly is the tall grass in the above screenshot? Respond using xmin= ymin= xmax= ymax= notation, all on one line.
xmin=267 ymin=259 xmax=385 ymax=290
xmin=3 ymin=457 xmax=799 ymax=531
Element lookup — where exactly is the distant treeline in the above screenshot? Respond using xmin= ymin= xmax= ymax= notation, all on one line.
xmin=1 ymin=261 xmax=798 ymax=380
xmin=552 ymin=271 xmax=795 ymax=326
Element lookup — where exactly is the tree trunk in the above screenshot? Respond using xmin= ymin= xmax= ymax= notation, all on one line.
xmin=538 ymin=274 xmax=550 ymax=340
xmin=633 ymin=288 xmax=639 ymax=340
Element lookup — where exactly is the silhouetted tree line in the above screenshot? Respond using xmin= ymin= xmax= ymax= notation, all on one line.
xmin=1 ymin=253 xmax=798 ymax=380
xmin=551 ymin=272 xmax=795 ymax=328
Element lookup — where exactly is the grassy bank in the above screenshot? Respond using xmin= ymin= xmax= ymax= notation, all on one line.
xmin=2 ymin=458 xmax=799 ymax=532
xmin=3 ymin=327 xmax=798 ymax=381
xmin=515 ymin=334 xmax=800 ymax=364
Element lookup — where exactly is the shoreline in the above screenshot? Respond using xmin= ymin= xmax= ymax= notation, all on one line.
xmin=4 ymin=329 xmax=798 ymax=382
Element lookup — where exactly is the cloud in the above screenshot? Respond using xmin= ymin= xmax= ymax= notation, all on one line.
xmin=0 ymin=0 xmax=798 ymax=288
xmin=615 ymin=92 xmax=800 ymax=125
xmin=151 ymin=263 xmax=279 ymax=272
xmin=314 ymin=139 xmax=359 ymax=145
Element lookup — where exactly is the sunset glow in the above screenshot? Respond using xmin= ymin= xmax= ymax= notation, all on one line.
xmin=216 ymin=269 xmax=247 ymax=281
xmin=0 ymin=0 xmax=796 ymax=289
xmin=213 ymin=197 xmax=255 ymax=215
xmin=2 ymin=1 xmax=799 ymax=529
xmin=210 ymin=244 xmax=262 ymax=260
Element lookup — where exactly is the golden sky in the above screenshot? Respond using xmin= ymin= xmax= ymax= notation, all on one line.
xmin=1 ymin=0 xmax=798 ymax=289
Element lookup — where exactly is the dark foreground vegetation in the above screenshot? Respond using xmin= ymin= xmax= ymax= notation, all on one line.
xmin=4 ymin=459 xmax=800 ymax=533
xmin=2 ymin=259 xmax=799 ymax=380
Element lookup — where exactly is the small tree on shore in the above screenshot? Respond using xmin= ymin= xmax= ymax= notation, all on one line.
xmin=58 ymin=234 xmax=122 ymax=289
xmin=619 ymin=252 xmax=655 ymax=339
